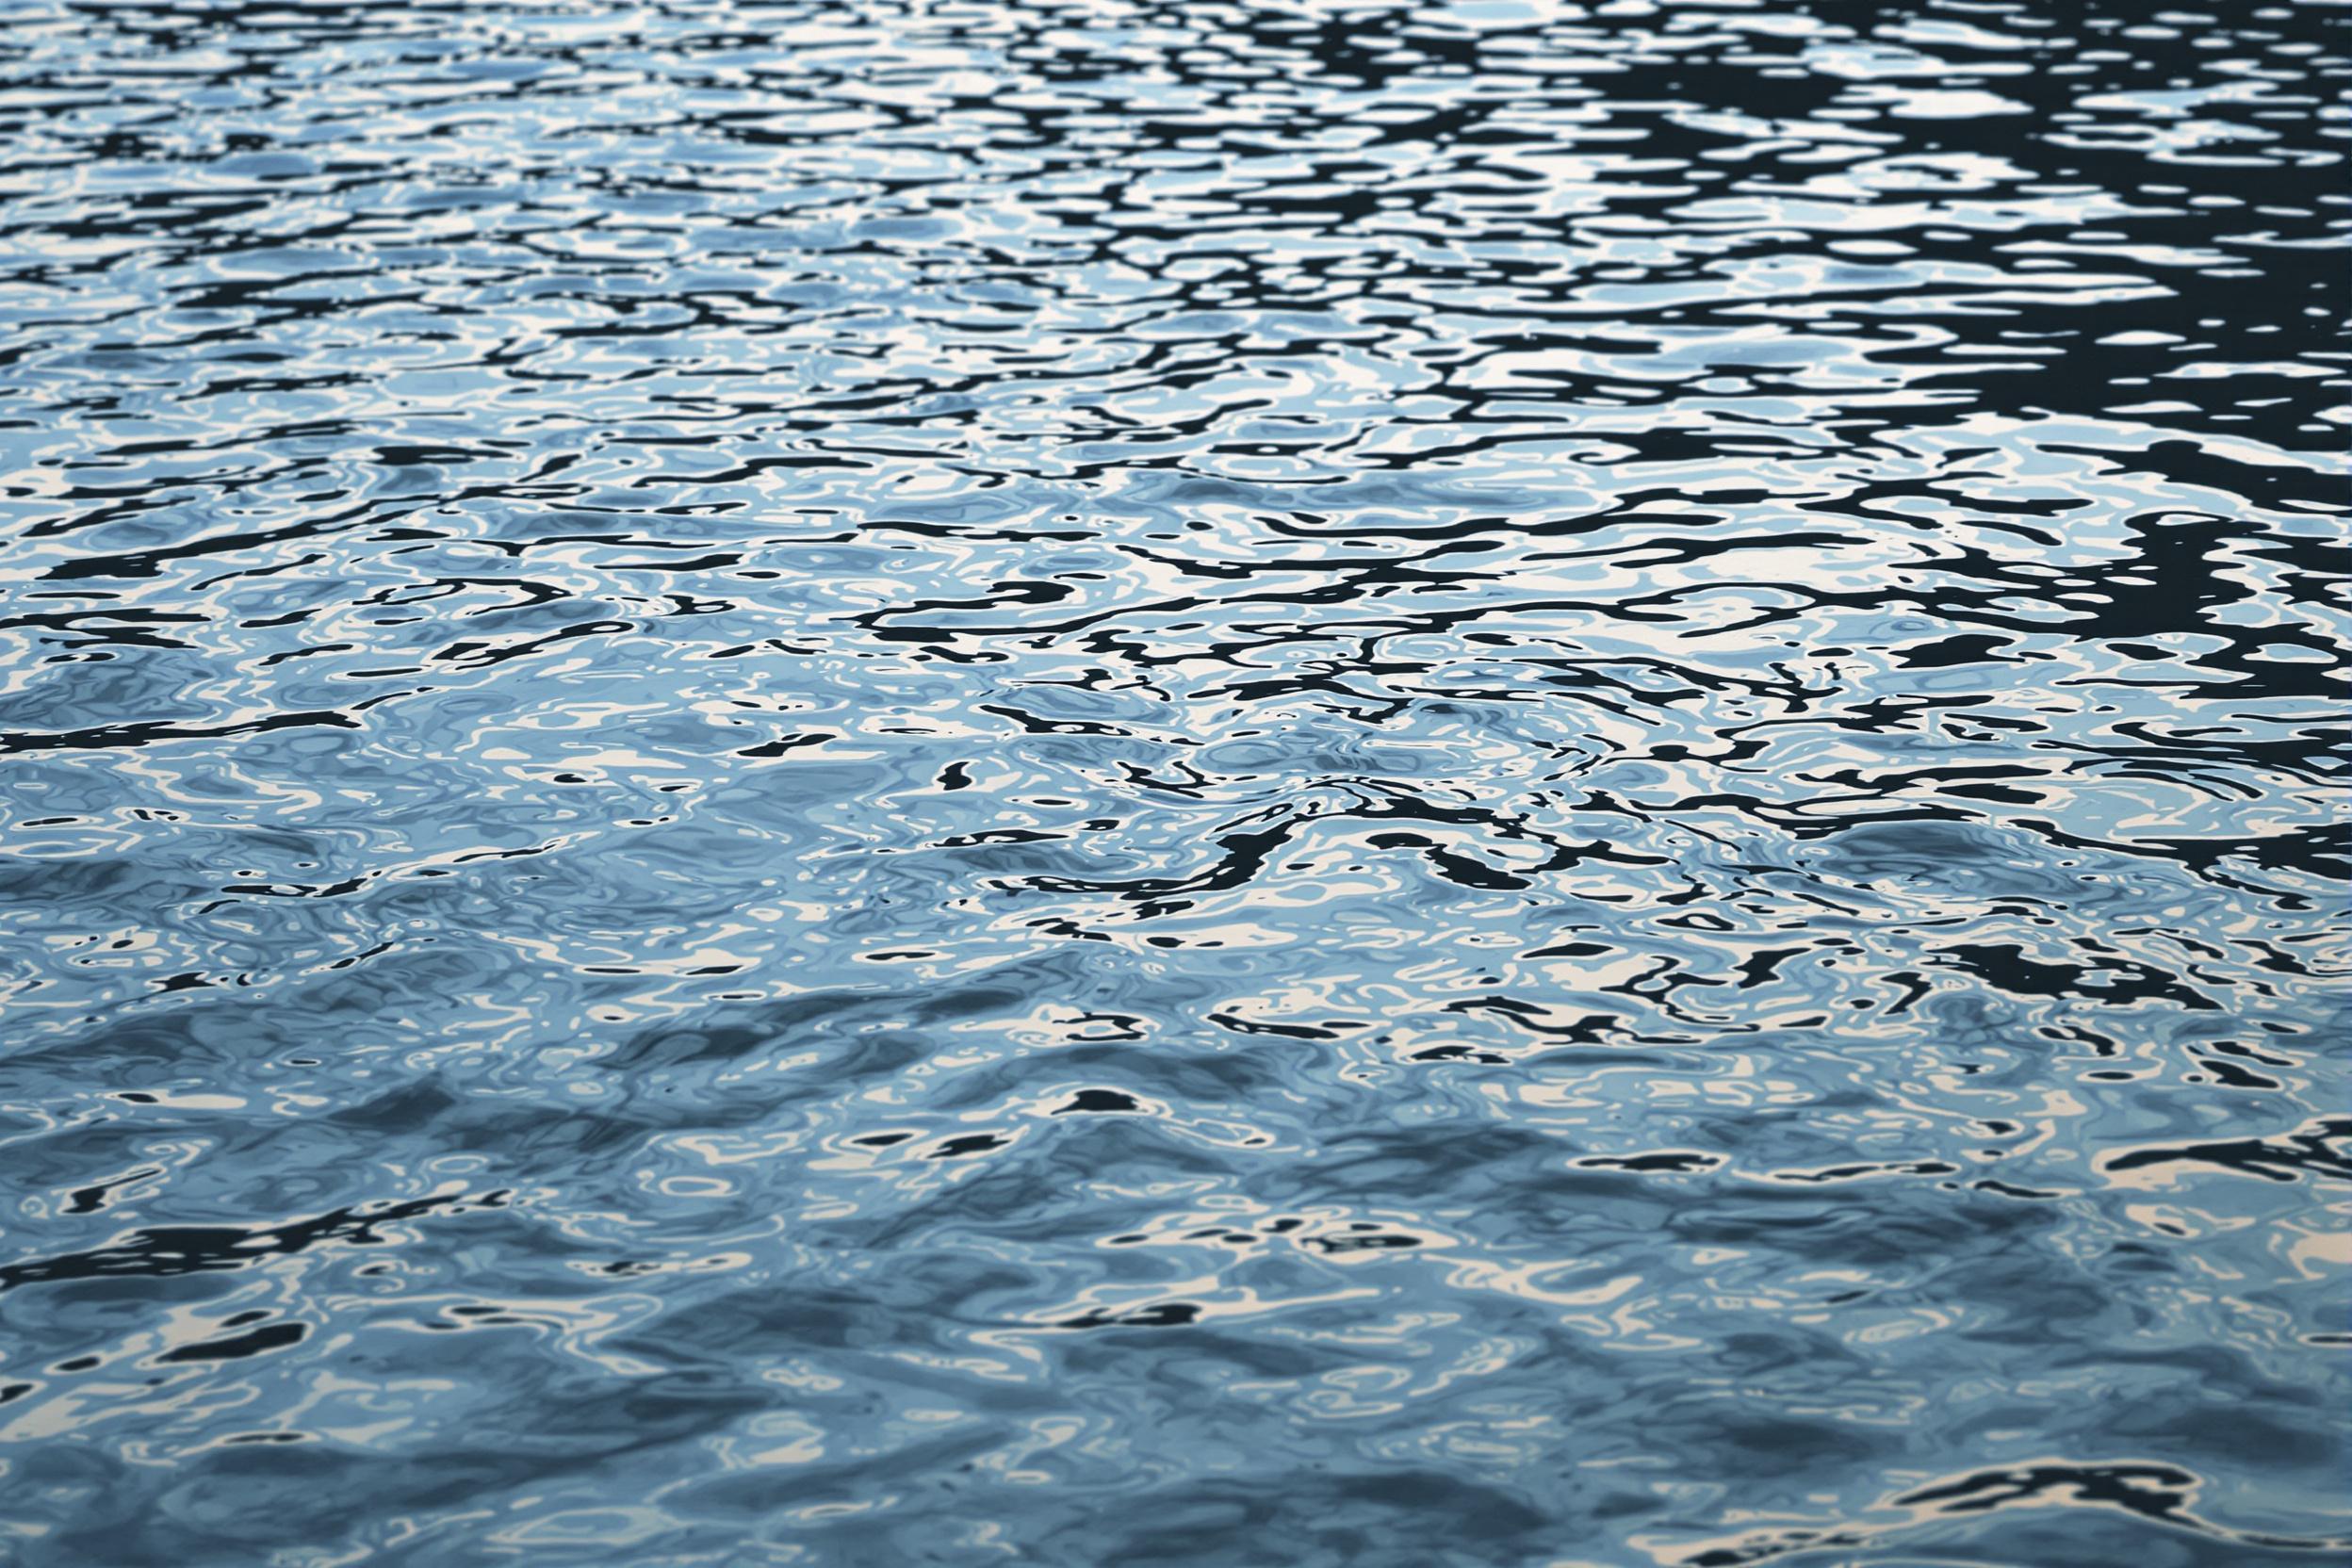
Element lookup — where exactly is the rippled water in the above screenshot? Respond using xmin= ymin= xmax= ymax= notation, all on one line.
xmin=2 ymin=1 xmax=2347 ymax=1562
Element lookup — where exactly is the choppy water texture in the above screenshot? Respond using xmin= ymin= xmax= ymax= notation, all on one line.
xmin=1 ymin=1 xmax=2348 ymax=1563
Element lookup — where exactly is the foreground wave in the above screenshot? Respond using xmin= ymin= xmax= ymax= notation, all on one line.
xmin=0 ymin=1 xmax=2346 ymax=1564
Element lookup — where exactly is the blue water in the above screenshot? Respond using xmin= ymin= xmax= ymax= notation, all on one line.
xmin=1 ymin=2 xmax=2347 ymax=1563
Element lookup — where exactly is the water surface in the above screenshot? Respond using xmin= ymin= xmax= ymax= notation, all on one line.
xmin=1 ymin=2 xmax=2347 ymax=1564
